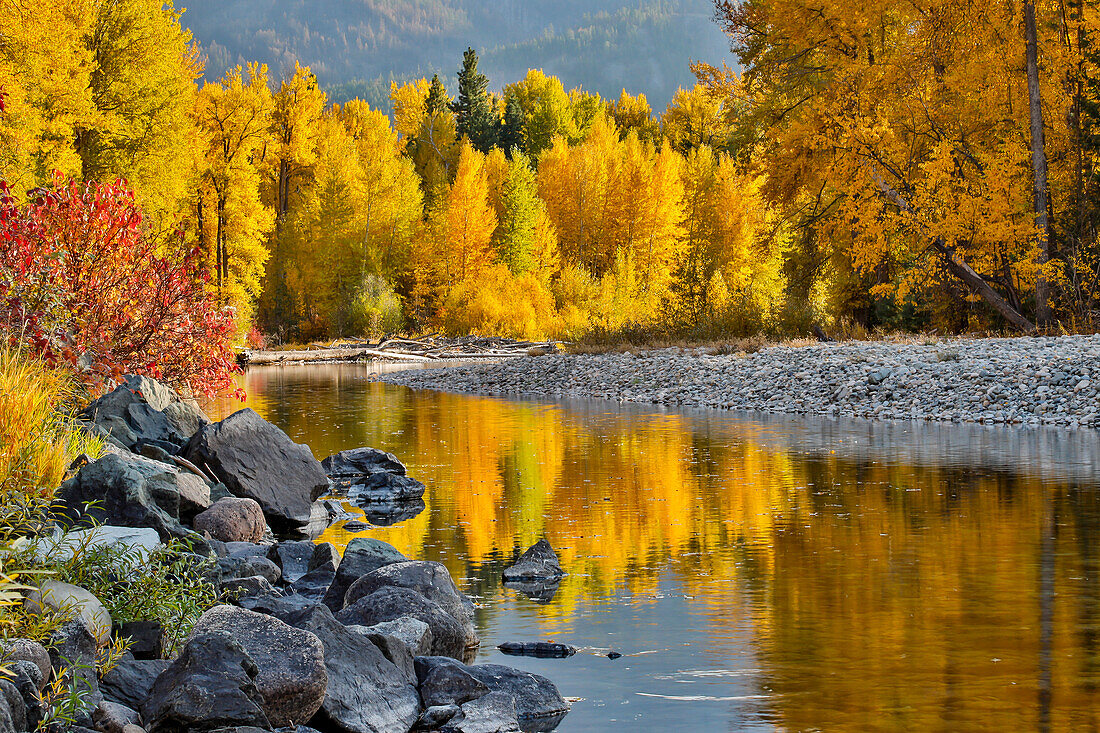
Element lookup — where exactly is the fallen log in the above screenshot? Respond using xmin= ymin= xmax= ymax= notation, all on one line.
xmin=240 ymin=347 xmax=437 ymax=366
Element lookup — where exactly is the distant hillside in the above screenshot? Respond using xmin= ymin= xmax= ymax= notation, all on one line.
xmin=180 ymin=0 xmax=732 ymax=109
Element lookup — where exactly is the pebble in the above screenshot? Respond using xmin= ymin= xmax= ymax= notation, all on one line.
xmin=376 ymin=335 xmax=1100 ymax=429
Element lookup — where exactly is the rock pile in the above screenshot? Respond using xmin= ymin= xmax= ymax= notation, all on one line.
xmin=376 ymin=335 xmax=1100 ymax=428
xmin=3 ymin=375 xmax=571 ymax=733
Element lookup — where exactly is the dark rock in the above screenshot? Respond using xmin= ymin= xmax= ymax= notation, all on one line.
xmin=237 ymin=592 xmax=318 ymax=619
xmin=290 ymin=566 xmax=334 ymax=602
xmin=225 ymin=542 xmax=270 ymax=559
xmin=190 ymin=605 xmax=327 ymax=728
xmin=321 ymin=538 xmax=405 ymax=611
xmin=307 ymin=542 xmax=339 ymax=573
xmin=195 ymin=498 xmax=267 ymax=544
xmin=92 ymin=700 xmax=142 ymax=733
xmin=443 ymin=691 xmax=520 ymax=733
xmin=340 ymin=520 xmax=370 ymax=533
xmin=606 ymin=652 xmax=622 ymax=660
xmin=347 ymin=473 xmax=426 ymax=504
xmin=502 ymin=580 xmax=560 ymax=605
xmin=496 ymin=642 xmax=575 ymax=659
xmin=47 ymin=618 xmax=103 ymax=711
xmin=118 ymin=621 xmax=164 ymax=660
xmin=266 ymin=541 xmax=315 ymax=584
xmin=278 ymin=604 xmax=420 ymax=733
xmin=501 ymin=540 xmax=565 ymax=582
xmin=358 ymin=499 xmax=426 ymax=527
xmin=414 ymin=658 xmax=569 ymax=723
xmin=4 ymin=661 xmax=43 ymax=729
xmin=216 ymin=555 xmax=281 ymax=586
xmin=57 ymin=454 xmax=196 ymax=543
xmin=0 ymin=680 xmax=25 ymax=733
xmin=101 ymin=659 xmax=170 ymax=711
xmin=343 ymin=561 xmax=478 ymax=652
xmin=418 ymin=704 xmax=460 ymax=729
xmin=322 ymin=447 xmax=407 ymax=482
xmin=81 ymin=376 xmax=209 ymax=451
xmin=141 ymin=631 xmax=270 ymax=732
xmin=358 ymin=630 xmax=416 ymax=685
xmin=0 ymin=639 xmax=50 ymax=686
xmin=182 ymin=409 xmax=330 ymax=536
xmin=419 ymin=664 xmax=489 ymax=708
xmin=337 ymin=588 xmax=465 ymax=659
xmin=220 ymin=576 xmax=279 ymax=601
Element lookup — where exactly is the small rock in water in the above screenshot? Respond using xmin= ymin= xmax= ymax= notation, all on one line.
xmin=497 ymin=641 xmax=576 ymax=658
xmin=502 ymin=539 xmax=566 ymax=582
xmin=606 ymin=652 xmax=622 ymax=660
xmin=340 ymin=520 xmax=370 ymax=533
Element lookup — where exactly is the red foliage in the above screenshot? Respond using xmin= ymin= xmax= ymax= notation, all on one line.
xmin=0 ymin=173 xmax=243 ymax=399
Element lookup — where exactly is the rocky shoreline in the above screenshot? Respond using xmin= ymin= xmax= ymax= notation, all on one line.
xmin=0 ymin=375 xmax=569 ymax=733
xmin=374 ymin=335 xmax=1100 ymax=428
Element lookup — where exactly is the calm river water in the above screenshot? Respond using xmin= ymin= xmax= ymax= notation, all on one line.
xmin=209 ymin=362 xmax=1100 ymax=732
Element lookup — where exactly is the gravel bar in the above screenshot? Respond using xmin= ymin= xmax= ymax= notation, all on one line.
xmin=371 ymin=335 xmax=1100 ymax=429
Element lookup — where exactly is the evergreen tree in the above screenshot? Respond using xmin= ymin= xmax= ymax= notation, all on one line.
xmin=497 ymin=94 xmax=526 ymax=156
xmin=451 ymin=47 xmax=498 ymax=153
xmin=426 ymin=74 xmax=449 ymax=116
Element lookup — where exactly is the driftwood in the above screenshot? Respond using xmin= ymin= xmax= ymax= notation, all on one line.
xmin=239 ymin=335 xmax=563 ymax=367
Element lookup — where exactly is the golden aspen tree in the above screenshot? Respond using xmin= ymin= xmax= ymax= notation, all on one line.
xmin=389 ymin=77 xmax=431 ymax=152
xmin=442 ymin=141 xmax=498 ymax=283
xmin=270 ymin=63 xmax=326 ymax=230
xmin=504 ymin=70 xmax=577 ymax=158
xmin=610 ymin=90 xmax=660 ymax=144
xmin=193 ymin=63 xmax=275 ymax=331
xmin=661 ymin=84 xmax=732 ymax=155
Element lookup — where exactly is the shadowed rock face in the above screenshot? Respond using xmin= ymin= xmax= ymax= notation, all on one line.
xmin=502 ymin=539 xmax=566 ymax=582
xmin=184 ymin=409 xmax=330 ymax=536
xmin=413 ymin=656 xmax=570 ymax=727
xmin=336 ymin=587 xmax=467 ymax=659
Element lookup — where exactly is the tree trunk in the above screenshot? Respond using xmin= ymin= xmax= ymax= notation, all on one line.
xmin=1025 ymin=0 xmax=1053 ymax=326
xmin=931 ymin=238 xmax=1037 ymax=332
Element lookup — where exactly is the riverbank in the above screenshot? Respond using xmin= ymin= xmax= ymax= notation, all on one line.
xmin=375 ymin=334 xmax=1100 ymax=428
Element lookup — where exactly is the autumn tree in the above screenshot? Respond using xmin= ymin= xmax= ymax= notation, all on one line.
xmin=193 ymin=63 xmax=275 ymax=330
xmin=452 ymin=48 xmax=498 ymax=153
xmin=441 ymin=142 xmax=498 ymax=282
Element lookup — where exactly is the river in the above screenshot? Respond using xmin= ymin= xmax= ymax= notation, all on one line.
xmin=209 ymin=362 xmax=1100 ymax=732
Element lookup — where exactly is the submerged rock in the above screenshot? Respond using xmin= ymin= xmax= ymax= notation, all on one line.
xmin=414 ymin=657 xmax=569 ymax=727
xmin=502 ymin=540 xmax=566 ymax=583
xmin=183 ymin=409 xmax=330 ymax=536
xmin=322 ymin=447 xmax=407 ymax=481
xmin=356 ymin=498 xmax=427 ymax=526
xmin=496 ymin=642 xmax=576 ymax=659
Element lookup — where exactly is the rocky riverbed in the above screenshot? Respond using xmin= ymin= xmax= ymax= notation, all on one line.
xmin=375 ymin=335 xmax=1100 ymax=428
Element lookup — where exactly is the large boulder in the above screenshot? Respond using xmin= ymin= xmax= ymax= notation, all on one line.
xmin=0 ymin=640 xmax=50 ymax=687
xmin=33 ymin=526 xmax=162 ymax=566
xmin=343 ymin=561 xmax=478 ymax=652
xmin=414 ymin=658 xmax=568 ymax=728
xmin=280 ymin=605 xmax=420 ymax=733
xmin=190 ymin=606 xmax=327 ymax=727
xmin=444 ymin=691 xmax=521 ymax=733
xmin=323 ymin=448 xmax=425 ymax=504
xmin=501 ymin=540 xmax=565 ymax=582
xmin=195 ymin=498 xmax=267 ymax=544
xmin=24 ymin=582 xmax=112 ymax=647
xmin=141 ymin=632 xmax=270 ymax=732
xmin=183 ymin=409 xmax=330 ymax=536
xmin=101 ymin=659 xmax=171 ymax=710
xmin=322 ymin=538 xmax=405 ymax=611
xmin=80 ymin=375 xmax=211 ymax=451
xmin=347 ymin=473 xmax=426 ymax=504
xmin=336 ymin=587 xmax=466 ymax=659
xmin=57 ymin=454 xmax=205 ymax=543
xmin=351 ymin=617 xmax=433 ymax=657
xmin=266 ymin=541 xmax=320 ymax=585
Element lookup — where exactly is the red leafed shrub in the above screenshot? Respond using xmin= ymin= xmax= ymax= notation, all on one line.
xmin=245 ymin=327 xmax=266 ymax=350
xmin=0 ymin=173 xmax=242 ymax=398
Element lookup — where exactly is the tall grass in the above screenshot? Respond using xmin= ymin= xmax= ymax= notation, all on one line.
xmin=0 ymin=348 xmax=103 ymax=504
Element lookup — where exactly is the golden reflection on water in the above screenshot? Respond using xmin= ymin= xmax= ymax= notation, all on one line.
xmin=209 ymin=364 xmax=1100 ymax=731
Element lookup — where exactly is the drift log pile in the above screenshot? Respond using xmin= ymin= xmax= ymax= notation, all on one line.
xmin=239 ymin=335 xmax=561 ymax=366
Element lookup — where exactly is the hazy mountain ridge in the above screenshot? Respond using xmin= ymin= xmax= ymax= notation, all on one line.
xmin=181 ymin=0 xmax=731 ymax=108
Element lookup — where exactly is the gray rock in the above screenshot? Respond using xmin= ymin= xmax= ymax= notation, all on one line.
xmin=0 ymin=680 xmax=25 ymax=733
xmin=4 ymin=661 xmax=43 ymax=730
xmin=25 ymin=581 xmax=112 ymax=646
xmin=195 ymin=498 xmax=267 ymax=544
xmin=220 ymin=576 xmax=278 ymax=601
xmin=336 ymin=587 xmax=466 ymax=659
xmin=414 ymin=658 xmax=569 ymax=724
xmin=502 ymin=540 xmax=565 ymax=582
xmin=353 ymin=617 xmax=433 ymax=656
xmin=307 ymin=542 xmax=339 ymax=574
xmin=419 ymin=663 xmax=489 ymax=708
xmin=47 ymin=619 xmax=103 ymax=714
xmin=0 ymin=639 xmax=50 ymax=687
xmin=118 ymin=620 xmax=164 ymax=660
xmin=80 ymin=376 xmax=207 ymax=451
xmin=216 ymin=555 xmax=282 ymax=586
xmin=496 ymin=641 xmax=576 ymax=658
xmin=101 ymin=659 xmax=170 ymax=711
xmin=443 ymin=691 xmax=520 ymax=733
xmin=0 ymin=692 xmax=16 ymax=733
xmin=321 ymin=537 xmax=406 ymax=611
xmin=183 ymin=409 xmax=330 ymax=536
xmin=141 ymin=632 xmax=270 ymax=732
xmin=419 ymin=704 xmax=460 ymax=729
xmin=289 ymin=566 xmax=335 ymax=602
xmin=347 ymin=473 xmax=426 ymax=504
xmin=322 ymin=447 xmax=407 ymax=481
xmin=278 ymin=604 xmax=420 ymax=733
xmin=343 ymin=561 xmax=478 ymax=652
xmin=33 ymin=526 xmax=162 ymax=566
xmin=92 ymin=700 xmax=142 ymax=733
xmin=266 ymin=541 xmax=315 ymax=584
xmin=189 ymin=606 xmax=327 ymax=728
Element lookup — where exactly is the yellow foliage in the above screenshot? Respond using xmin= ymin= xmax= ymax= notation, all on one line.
xmin=440 ymin=264 xmax=561 ymax=340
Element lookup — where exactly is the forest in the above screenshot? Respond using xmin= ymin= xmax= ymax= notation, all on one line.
xmin=3 ymin=0 xmax=1100 ymax=364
